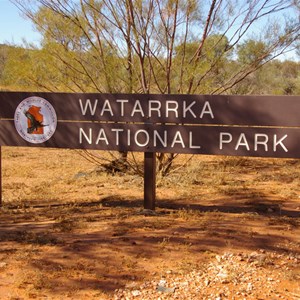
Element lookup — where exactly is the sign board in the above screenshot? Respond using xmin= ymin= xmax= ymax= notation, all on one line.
xmin=0 ymin=92 xmax=300 ymax=158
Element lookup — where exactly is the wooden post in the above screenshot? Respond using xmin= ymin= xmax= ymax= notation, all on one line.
xmin=144 ymin=152 xmax=156 ymax=210
xmin=0 ymin=146 xmax=2 ymax=207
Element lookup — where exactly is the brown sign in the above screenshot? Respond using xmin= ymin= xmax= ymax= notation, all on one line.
xmin=0 ymin=92 xmax=300 ymax=158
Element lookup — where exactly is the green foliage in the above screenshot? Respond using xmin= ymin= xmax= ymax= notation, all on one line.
xmin=229 ymin=59 xmax=300 ymax=95
xmin=0 ymin=45 xmax=33 ymax=90
xmin=173 ymin=35 xmax=232 ymax=94
xmin=0 ymin=44 xmax=9 ymax=80
xmin=237 ymin=40 xmax=270 ymax=66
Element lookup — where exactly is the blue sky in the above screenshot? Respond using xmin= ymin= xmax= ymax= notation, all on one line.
xmin=0 ymin=0 xmax=41 ymax=46
xmin=0 ymin=0 xmax=297 ymax=60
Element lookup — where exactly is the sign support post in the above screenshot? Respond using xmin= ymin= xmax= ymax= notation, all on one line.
xmin=0 ymin=146 xmax=2 ymax=207
xmin=144 ymin=152 xmax=156 ymax=210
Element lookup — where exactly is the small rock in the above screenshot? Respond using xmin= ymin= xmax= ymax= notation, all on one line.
xmin=137 ymin=209 xmax=158 ymax=216
xmin=158 ymin=279 xmax=167 ymax=286
xmin=237 ymin=255 xmax=244 ymax=261
xmin=0 ymin=262 xmax=7 ymax=268
xmin=74 ymin=172 xmax=88 ymax=179
xmin=131 ymin=290 xmax=141 ymax=297
xmin=156 ymin=285 xmax=176 ymax=293
xmin=257 ymin=254 xmax=267 ymax=263
xmin=216 ymin=255 xmax=222 ymax=262
xmin=125 ymin=282 xmax=139 ymax=289
xmin=217 ymin=270 xmax=228 ymax=280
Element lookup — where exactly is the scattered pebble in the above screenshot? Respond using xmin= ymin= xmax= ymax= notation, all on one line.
xmin=131 ymin=290 xmax=141 ymax=297
xmin=113 ymin=251 xmax=300 ymax=299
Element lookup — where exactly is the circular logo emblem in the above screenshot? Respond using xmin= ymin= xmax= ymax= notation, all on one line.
xmin=14 ymin=96 xmax=57 ymax=144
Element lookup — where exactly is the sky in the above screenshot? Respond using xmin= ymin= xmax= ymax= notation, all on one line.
xmin=0 ymin=0 xmax=298 ymax=60
xmin=0 ymin=0 xmax=41 ymax=46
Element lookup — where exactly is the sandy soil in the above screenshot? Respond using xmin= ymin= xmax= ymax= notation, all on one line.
xmin=0 ymin=147 xmax=299 ymax=299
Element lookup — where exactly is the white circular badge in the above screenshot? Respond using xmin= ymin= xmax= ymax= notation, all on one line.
xmin=14 ymin=96 xmax=57 ymax=144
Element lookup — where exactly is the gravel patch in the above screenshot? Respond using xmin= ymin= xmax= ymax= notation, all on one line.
xmin=114 ymin=251 xmax=300 ymax=299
